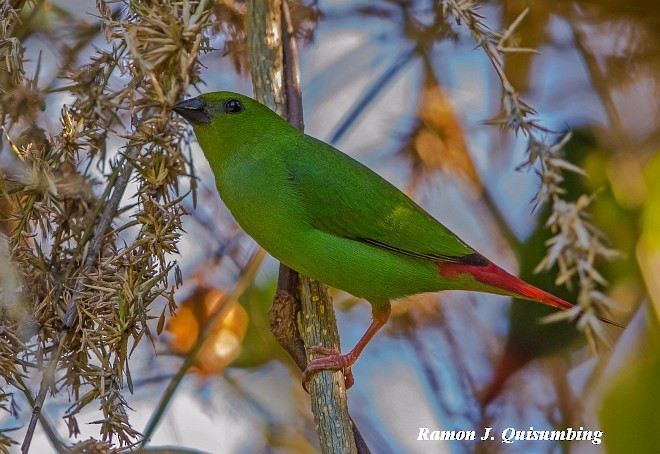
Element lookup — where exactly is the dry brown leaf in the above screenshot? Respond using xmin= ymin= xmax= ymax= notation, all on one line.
xmin=400 ymin=74 xmax=481 ymax=191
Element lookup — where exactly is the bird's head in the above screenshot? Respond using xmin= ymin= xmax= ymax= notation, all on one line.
xmin=173 ymin=92 xmax=285 ymax=147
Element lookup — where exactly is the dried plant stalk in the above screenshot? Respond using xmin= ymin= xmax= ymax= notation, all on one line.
xmin=1 ymin=0 xmax=214 ymax=449
xmin=443 ymin=1 xmax=619 ymax=344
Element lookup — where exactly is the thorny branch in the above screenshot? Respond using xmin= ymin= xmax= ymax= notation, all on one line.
xmin=443 ymin=1 xmax=619 ymax=344
xmin=1 ymin=1 xmax=213 ymax=450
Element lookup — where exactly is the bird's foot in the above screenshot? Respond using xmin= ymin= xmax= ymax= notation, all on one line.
xmin=302 ymin=345 xmax=356 ymax=391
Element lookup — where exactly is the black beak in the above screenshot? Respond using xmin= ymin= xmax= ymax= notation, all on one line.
xmin=173 ymin=97 xmax=211 ymax=125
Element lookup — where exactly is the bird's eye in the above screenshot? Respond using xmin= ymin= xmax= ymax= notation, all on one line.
xmin=224 ymin=99 xmax=244 ymax=114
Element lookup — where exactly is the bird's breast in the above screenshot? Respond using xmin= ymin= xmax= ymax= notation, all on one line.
xmin=215 ymin=154 xmax=309 ymax=256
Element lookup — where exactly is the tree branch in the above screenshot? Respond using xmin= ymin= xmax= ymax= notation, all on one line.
xmin=246 ymin=1 xmax=362 ymax=452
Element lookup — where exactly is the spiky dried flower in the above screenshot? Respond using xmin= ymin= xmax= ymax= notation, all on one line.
xmin=0 ymin=3 xmax=24 ymax=86
xmin=2 ymin=75 xmax=46 ymax=123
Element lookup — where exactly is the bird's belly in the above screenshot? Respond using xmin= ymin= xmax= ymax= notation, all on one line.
xmin=223 ymin=198 xmax=442 ymax=301
xmin=262 ymin=229 xmax=445 ymax=303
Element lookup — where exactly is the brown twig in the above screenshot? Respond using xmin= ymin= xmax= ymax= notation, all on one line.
xmin=13 ymin=375 xmax=66 ymax=452
xmin=20 ymin=340 xmax=67 ymax=454
xmin=281 ymin=0 xmax=304 ymax=132
xmin=140 ymin=249 xmax=266 ymax=446
xmin=64 ymin=146 xmax=139 ymax=327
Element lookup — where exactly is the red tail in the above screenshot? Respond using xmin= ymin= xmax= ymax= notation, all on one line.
xmin=438 ymin=255 xmax=623 ymax=328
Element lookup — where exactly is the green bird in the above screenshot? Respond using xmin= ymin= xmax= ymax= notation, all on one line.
xmin=173 ymin=92 xmax=621 ymax=387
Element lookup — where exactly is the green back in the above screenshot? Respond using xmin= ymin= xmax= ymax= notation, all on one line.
xmin=192 ymin=91 xmax=475 ymax=265
xmin=281 ymin=133 xmax=475 ymax=262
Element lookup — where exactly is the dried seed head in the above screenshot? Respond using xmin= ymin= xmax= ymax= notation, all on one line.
xmin=2 ymin=82 xmax=46 ymax=123
xmin=11 ymin=124 xmax=50 ymax=161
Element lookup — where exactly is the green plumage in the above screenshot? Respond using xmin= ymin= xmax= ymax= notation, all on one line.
xmin=182 ymin=92 xmax=476 ymax=307
xmin=174 ymin=92 xmax=620 ymax=384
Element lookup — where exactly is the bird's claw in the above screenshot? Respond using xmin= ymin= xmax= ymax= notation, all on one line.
xmin=301 ymin=345 xmax=355 ymax=392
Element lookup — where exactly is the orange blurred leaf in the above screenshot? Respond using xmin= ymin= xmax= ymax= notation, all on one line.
xmin=165 ymin=286 xmax=249 ymax=376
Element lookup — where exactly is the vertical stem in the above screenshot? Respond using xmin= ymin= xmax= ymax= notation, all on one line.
xmin=246 ymin=0 xmax=285 ymax=117
xmin=246 ymin=1 xmax=359 ymax=452
xmin=299 ymin=278 xmax=358 ymax=453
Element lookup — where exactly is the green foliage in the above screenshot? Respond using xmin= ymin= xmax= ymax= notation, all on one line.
xmin=232 ymin=279 xmax=290 ymax=368
xmin=600 ymin=315 xmax=660 ymax=453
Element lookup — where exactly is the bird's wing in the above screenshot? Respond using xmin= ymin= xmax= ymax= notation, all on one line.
xmin=283 ymin=135 xmax=476 ymax=262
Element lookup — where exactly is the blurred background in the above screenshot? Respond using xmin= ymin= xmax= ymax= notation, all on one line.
xmin=1 ymin=0 xmax=658 ymax=452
